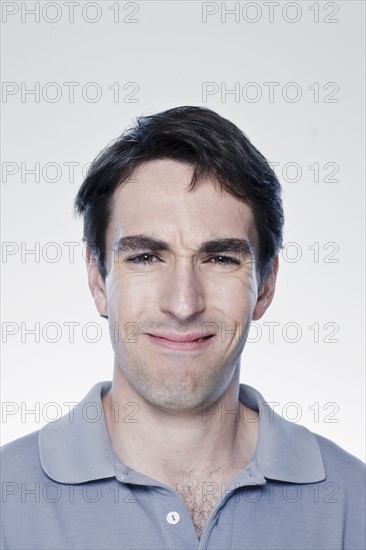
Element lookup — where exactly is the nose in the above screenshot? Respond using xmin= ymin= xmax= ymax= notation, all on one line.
xmin=159 ymin=260 xmax=206 ymax=322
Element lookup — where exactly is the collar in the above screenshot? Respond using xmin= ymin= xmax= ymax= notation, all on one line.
xmin=39 ymin=381 xmax=325 ymax=485
xmin=238 ymin=384 xmax=325 ymax=483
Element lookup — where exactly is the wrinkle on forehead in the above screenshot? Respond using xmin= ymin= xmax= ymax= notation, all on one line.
xmin=106 ymin=159 xmax=259 ymax=260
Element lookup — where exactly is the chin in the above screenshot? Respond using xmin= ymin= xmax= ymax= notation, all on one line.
xmin=144 ymin=374 xmax=230 ymax=415
xmin=119 ymin=353 xmax=236 ymax=413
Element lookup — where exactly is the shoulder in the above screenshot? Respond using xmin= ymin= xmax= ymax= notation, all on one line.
xmin=313 ymin=432 xmax=365 ymax=501
xmin=314 ymin=432 xmax=365 ymax=474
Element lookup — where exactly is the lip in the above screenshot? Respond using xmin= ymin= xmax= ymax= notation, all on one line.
xmin=146 ymin=333 xmax=215 ymax=351
xmin=148 ymin=333 xmax=212 ymax=342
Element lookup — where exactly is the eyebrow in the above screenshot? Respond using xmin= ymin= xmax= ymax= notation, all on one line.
xmin=112 ymin=235 xmax=256 ymax=260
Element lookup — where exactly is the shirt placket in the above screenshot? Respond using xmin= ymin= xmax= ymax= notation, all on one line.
xmin=198 ymin=461 xmax=267 ymax=550
xmin=115 ymin=463 xmax=200 ymax=549
xmin=115 ymin=460 xmax=266 ymax=550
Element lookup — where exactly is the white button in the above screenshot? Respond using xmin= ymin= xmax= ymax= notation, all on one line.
xmin=166 ymin=511 xmax=180 ymax=525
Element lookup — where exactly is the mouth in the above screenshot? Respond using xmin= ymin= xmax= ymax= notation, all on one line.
xmin=145 ymin=333 xmax=215 ymax=351
xmin=193 ymin=335 xmax=212 ymax=342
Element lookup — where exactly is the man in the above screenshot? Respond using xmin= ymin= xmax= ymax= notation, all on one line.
xmin=1 ymin=106 xmax=364 ymax=549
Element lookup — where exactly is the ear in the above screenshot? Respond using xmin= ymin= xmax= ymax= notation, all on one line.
xmin=85 ymin=246 xmax=108 ymax=317
xmin=252 ymin=255 xmax=279 ymax=321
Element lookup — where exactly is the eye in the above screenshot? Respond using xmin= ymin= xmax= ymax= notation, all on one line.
xmin=126 ymin=253 xmax=160 ymax=264
xmin=208 ymin=256 xmax=240 ymax=266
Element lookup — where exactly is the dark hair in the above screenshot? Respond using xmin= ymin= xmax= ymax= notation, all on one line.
xmin=74 ymin=106 xmax=284 ymax=290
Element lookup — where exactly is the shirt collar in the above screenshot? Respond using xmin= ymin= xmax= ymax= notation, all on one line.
xmin=238 ymin=384 xmax=325 ymax=483
xmin=39 ymin=381 xmax=325 ymax=485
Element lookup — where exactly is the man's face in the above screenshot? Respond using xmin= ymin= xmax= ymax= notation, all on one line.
xmin=88 ymin=159 xmax=276 ymax=413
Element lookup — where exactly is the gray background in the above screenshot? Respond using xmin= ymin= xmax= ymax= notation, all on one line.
xmin=1 ymin=1 xmax=365 ymax=461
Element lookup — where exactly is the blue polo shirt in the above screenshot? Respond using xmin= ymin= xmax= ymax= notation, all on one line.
xmin=1 ymin=381 xmax=365 ymax=549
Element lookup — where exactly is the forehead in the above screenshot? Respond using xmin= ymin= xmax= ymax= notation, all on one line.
xmin=107 ymin=159 xmax=258 ymax=245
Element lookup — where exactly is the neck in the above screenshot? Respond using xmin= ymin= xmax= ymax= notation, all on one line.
xmin=102 ymin=360 xmax=259 ymax=487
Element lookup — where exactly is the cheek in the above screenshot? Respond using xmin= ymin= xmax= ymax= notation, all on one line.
xmin=106 ymin=275 xmax=135 ymax=314
xmin=106 ymin=272 xmax=158 ymax=320
xmin=205 ymin=269 xmax=257 ymax=308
